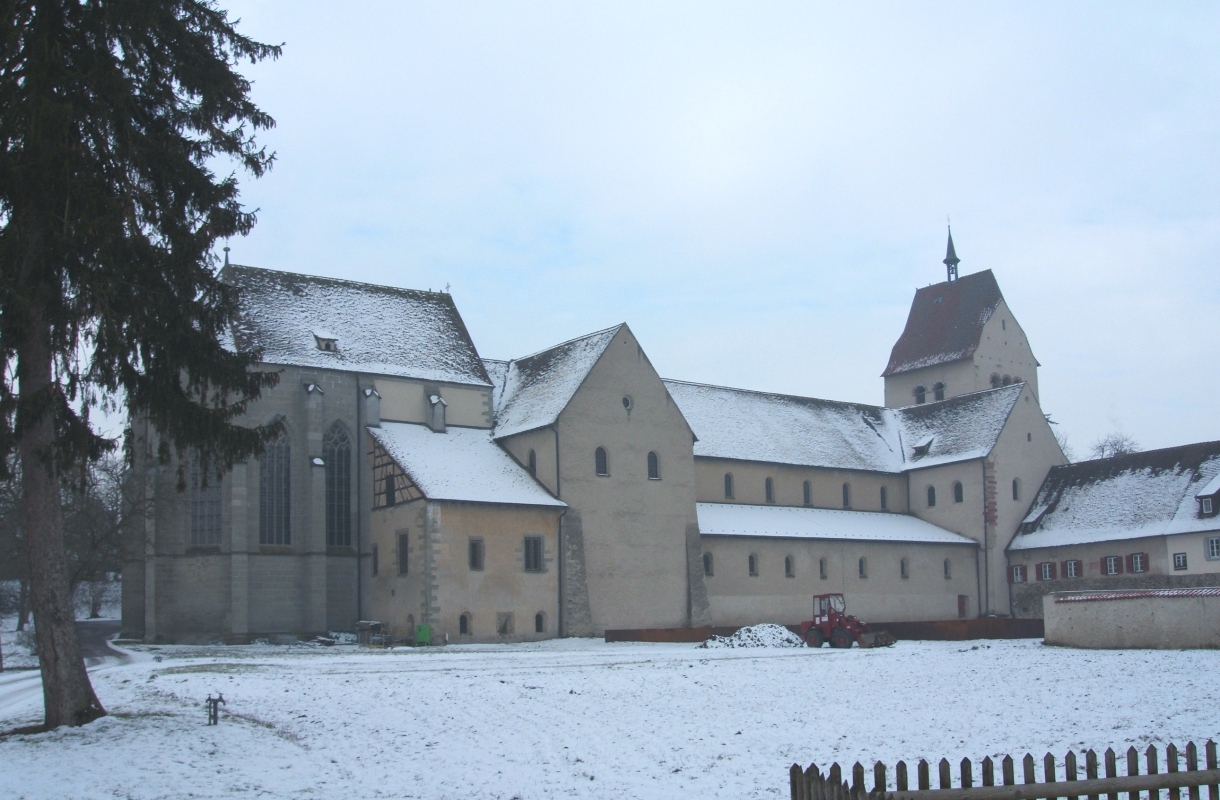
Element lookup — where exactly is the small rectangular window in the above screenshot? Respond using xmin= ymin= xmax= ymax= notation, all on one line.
xmin=880 ymin=486 xmax=888 ymax=510
xmin=469 ymin=538 xmax=485 ymax=571
xmin=1209 ymin=537 xmax=1220 ymax=560
xmin=1204 ymin=498 xmax=1214 ymax=515
xmin=1103 ymin=555 xmax=1122 ymax=575
xmin=1010 ymin=564 xmax=1025 ymax=583
xmin=1129 ymin=552 xmax=1147 ymax=574
xmin=397 ymin=532 xmax=409 ymax=575
xmin=1173 ymin=552 xmax=1188 ymax=571
xmin=818 ymin=557 xmax=827 ymax=580
xmin=524 ymin=535 xmax=544 ymax=572
xmin=1038 ymin=562 xmax=1055 ymax=581
xmin=1065 ymin=559 xmax=1081 ymax=579
xmin=371 ymin=543 xmax=379 ymax=577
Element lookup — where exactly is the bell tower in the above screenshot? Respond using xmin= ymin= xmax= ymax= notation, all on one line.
xmin=943 ymin=226 xmax=960 ymax=282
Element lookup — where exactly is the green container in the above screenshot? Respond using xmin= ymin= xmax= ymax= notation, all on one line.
xmin=415 ymin=625 xmax=431 ymax=646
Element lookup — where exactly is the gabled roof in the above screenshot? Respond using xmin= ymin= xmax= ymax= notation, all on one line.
xmin=490 ymin=325 xmax=621 ymax=439
xmin=222 ymin=265 xmax=491 ymax=386
xmin=367 ymin=422 xmax=564 ymax=508
xmin=1008 ymin=440 xmax=1220 ymax=551
xmin=663 ymin=379 xmax=1023 ymax=474
xmin=697 ymin=503 xmax=977 ymax=545
xmin=882 ymin=269 xmax=1004 ymax=377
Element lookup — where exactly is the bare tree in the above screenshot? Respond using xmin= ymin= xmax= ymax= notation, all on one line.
xmin=1044 ymin=414 xmax=1075 ymax=462
xmin=1090 ymin=432 xmax=1140 ymax=460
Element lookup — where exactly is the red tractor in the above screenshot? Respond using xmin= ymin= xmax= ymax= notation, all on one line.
xmin=798 ymin=593 xmax=896 ymax=649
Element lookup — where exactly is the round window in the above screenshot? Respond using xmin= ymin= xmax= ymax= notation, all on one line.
xmin=621 ymin=395 xmax=633 ymax=410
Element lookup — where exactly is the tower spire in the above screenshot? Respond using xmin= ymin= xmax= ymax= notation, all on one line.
xmin=943 ymin=224 xmax=960 ymax=282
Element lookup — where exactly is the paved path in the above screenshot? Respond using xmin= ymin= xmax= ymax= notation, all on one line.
xmin=0 ymin=619 xmax=128 ymax=721
xmin=75 ymin=619 xmax=123 ymax=661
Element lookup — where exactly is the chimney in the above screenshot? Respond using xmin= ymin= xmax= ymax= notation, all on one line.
xmin=427 ymin=394 xmax=448 ymax=433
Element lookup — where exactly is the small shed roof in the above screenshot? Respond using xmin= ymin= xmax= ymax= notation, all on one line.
xmin=367 ymin=422 xmax=564 ymax=508
xmin=882 ymin=269 xmax=1004 ymax=377
xmin=490 ymin=325 xmax=621 ymax=439
xmin=222 ymin=265 xmax=491 ymax=386
xmin=697 ymin=502 xmax=977 ymax=545
xmin=1008 ymin=440 xmax=1220 ymax=551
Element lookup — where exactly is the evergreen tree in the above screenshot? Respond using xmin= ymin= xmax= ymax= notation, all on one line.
xmin=0 ymin=1 xmax=281 ymax=729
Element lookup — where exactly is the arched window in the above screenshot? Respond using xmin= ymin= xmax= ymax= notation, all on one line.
xmin=879 ymin=486 xmax=888 ymax=510
xmin=323 ymin=423 xmax=352 ymax=547
xmin=459 ymin=613 xmax=470 ymax=635
xmin=748 ymin=554 xmax=758 ymax=576
xmin=535 ymin=612 xmax=545 ymax=634
xmin=595 ymin=447 xmax=609 ymax=476
xmin=927 ymin=486 xmax=936 ymax=507
xmin=819 ymin=557 xmax=828 ymax=580
xmin=1012 ymin=478 xmax=1021 ymax=501
xmin=724 ymin=473 xmax=734 ymax=499
xmin=784 ymin=555 xmax=794 ymax=578
xmin=647 ymin=451 xmax=660 ymax=480
xmin=953 ymin=481 xmax=964 ymax=503
xmin=914 ymin=385 xmax=927 ymax=404
xmin=990 ymin=373 xmax=1001 ymax=389
xmin=765 ymin=477 xmax=775 ymax=503
xmin=933 ymin=382 xmax=945 ymax=402
xmin=858 ymin=557 xmax=868 ymax=578
xmin=900 ymin=557 xmax=909 ymax=580
xmin=189 ymin=454 xmax=222 ymax=547
xmin=842 ymin=483 xmax=851 ymax=508
xmin=703 ymin=551 xmax=713 ymax=576
xmin=1002 ymin=375 xmax=1012 ymax=386
xmin=803 ymin=480 xmax=812 ymax=506
xmin=527 ymin=449 xmax=537 ymax=476
xmin=259 ymin=431 xmax=291 ymax=545
xmin=943 ymin=558 xmax=952 ymax=579
xmin=1013 ymin=376 xmax=1023 ymax=384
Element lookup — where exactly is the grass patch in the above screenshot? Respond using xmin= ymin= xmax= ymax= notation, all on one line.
xmin=158 ymin=662 xmax=265 ymax=676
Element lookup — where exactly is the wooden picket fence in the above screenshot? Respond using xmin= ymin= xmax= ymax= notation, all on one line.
xmin=790 ymin=741 xmax=1220 ymax=800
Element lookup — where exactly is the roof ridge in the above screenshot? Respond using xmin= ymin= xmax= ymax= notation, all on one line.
xmin=507 ymin=323 xmax=624 ymax=364
xmin=1049 ymin=439 xmax=1220 ymax=471
xmin=662 ymin=377 xmax=884 ymax=413
xmin=222 ymin=263 xmax=451 ymax=299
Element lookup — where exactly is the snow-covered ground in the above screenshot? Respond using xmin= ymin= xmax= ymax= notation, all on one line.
xmin=1 ymin=637 xmax=1217 ymax=799
xmin=1 ymin=581 xmax=121 ymax=670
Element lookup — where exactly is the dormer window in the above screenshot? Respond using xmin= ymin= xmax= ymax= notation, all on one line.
xmin=427 ymin=394 xmax=448 ymax=433
xmin=911 ymin=435 xmax=934 ymax=459
xmin=1195 ymin=474 xmax=1220 ymax=516
xmin=313 ymin=330 xmax=339 ymax=352
xmin=1203 ymin=497 xmax=1215 ymax=516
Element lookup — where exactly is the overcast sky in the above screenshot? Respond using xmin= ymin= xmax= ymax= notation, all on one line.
xmin=221 ymin=2 xmax=1220 ymax=458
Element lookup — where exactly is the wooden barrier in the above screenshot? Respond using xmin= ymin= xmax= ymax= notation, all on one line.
xmin=791 ymin=741 xmax=1220 ymax=800
xmin=871 ymin=619 xmax=1044 ymax=641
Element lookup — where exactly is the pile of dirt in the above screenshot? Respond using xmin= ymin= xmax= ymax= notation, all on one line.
xmin=698 ymin=623 xmax=806 ymax=649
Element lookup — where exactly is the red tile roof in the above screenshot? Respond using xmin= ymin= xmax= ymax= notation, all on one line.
xmin=881 ymin=269 xmax=1003 ymax=377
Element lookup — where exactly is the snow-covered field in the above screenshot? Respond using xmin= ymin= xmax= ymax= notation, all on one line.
xmin=0 ymin=580 xmax=121 ymax=670
xmin=1 ymin=636 xmax=1217 ymax=799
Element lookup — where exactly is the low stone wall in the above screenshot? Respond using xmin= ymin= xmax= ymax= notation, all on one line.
xmin=1012 ymin=572 xmax=1220 ymax=618
xmin=1043 ymin=588 xmax=1220 ymax=649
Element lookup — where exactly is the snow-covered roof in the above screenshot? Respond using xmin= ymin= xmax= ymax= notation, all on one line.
xmin=663 ymin=380 xmax=1023 ymax=474
xmin=882 ymin=269 xmax=1004 ymax=377
xmin=1197 ymin=472 xmax=1220 ymax=498
xmin=1008 ymin=441 xmax=1220 ymax=551
xmin=367 ymin=423 xmax=565 ymax=508
xmin=490 ymin=326 xmax=621 ymax=439
xmin=697 ymin=503 xmax=977 ymax=545
xmin=222 ymin=266 xmax=491 ymax=386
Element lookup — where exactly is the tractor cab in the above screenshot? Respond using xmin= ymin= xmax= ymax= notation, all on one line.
xmin=812 ymin=593 xmax=846 ymax=624
xmin=800 ymin=592 xmax=895 ymax=649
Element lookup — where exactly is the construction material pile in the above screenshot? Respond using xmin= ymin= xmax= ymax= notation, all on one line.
xmin=699 ymin=623 xmax=806 ymax=649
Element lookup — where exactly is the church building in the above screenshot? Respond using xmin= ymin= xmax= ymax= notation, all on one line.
xmin=125 ymin=234 xmax=1176 ymax=643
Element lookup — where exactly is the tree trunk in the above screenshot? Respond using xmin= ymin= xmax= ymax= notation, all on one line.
xmin=17 ymin=579 xmax=30 ymax=631
xmin=18 ymin=309 xmax=105 ymax=728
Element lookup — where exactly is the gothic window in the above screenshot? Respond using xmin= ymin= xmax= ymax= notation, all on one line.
xmin=953 ymin=481 xmax=964 ymax=503
xmin=189 ymin=455 xmax=222 ymax=547
xmin=842 ymin=482 xmax=851 ymax=508
xmin=933 ymin=382 xmax=945 ymax=402
xmin=914 ymin=385 xmax=927 ymax=404
xmin=724 ymin=473 xmax=734 ymax=499
xmin=784 ymin=555 xmax=794 ymax=578
xmin=927 ymin=486 xmax=936 ymax=507
xmin=595 ymin=447 xmax=609 ymax=476
xmin=323 ymin=423 xmax=352 ymax=547
xmin=459 ymin=613 xmax=470 ymax=635
xmin=527 ymin=449 xmax=537 ymax=476
xmin=765 ymin=477 xmax=775 ymax=503
xmin=535 ymin=612 xmax=545 ymax=633
xmin=259 ymin=432 xmax=291 ymax=545
xmin=803 ymin=480 xmax=812 ymax=506
xmin=748 ymin=553 xmax=758 ymax=576
xmin=647 ymin=451 xmax=660 ymax=480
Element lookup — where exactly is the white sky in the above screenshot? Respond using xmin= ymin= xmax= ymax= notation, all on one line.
xmin=221 ymin=2 xmax=1220 ymax=457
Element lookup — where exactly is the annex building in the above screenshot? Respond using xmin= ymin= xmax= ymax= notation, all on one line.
xmin=121 ymin=235 xmax=1220 ymax=642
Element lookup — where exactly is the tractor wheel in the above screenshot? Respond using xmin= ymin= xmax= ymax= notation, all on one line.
xmin=830 ymin=628 xmax=853 ymax=649
xmin=805 ymin=628 xmax=824 ymax=648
